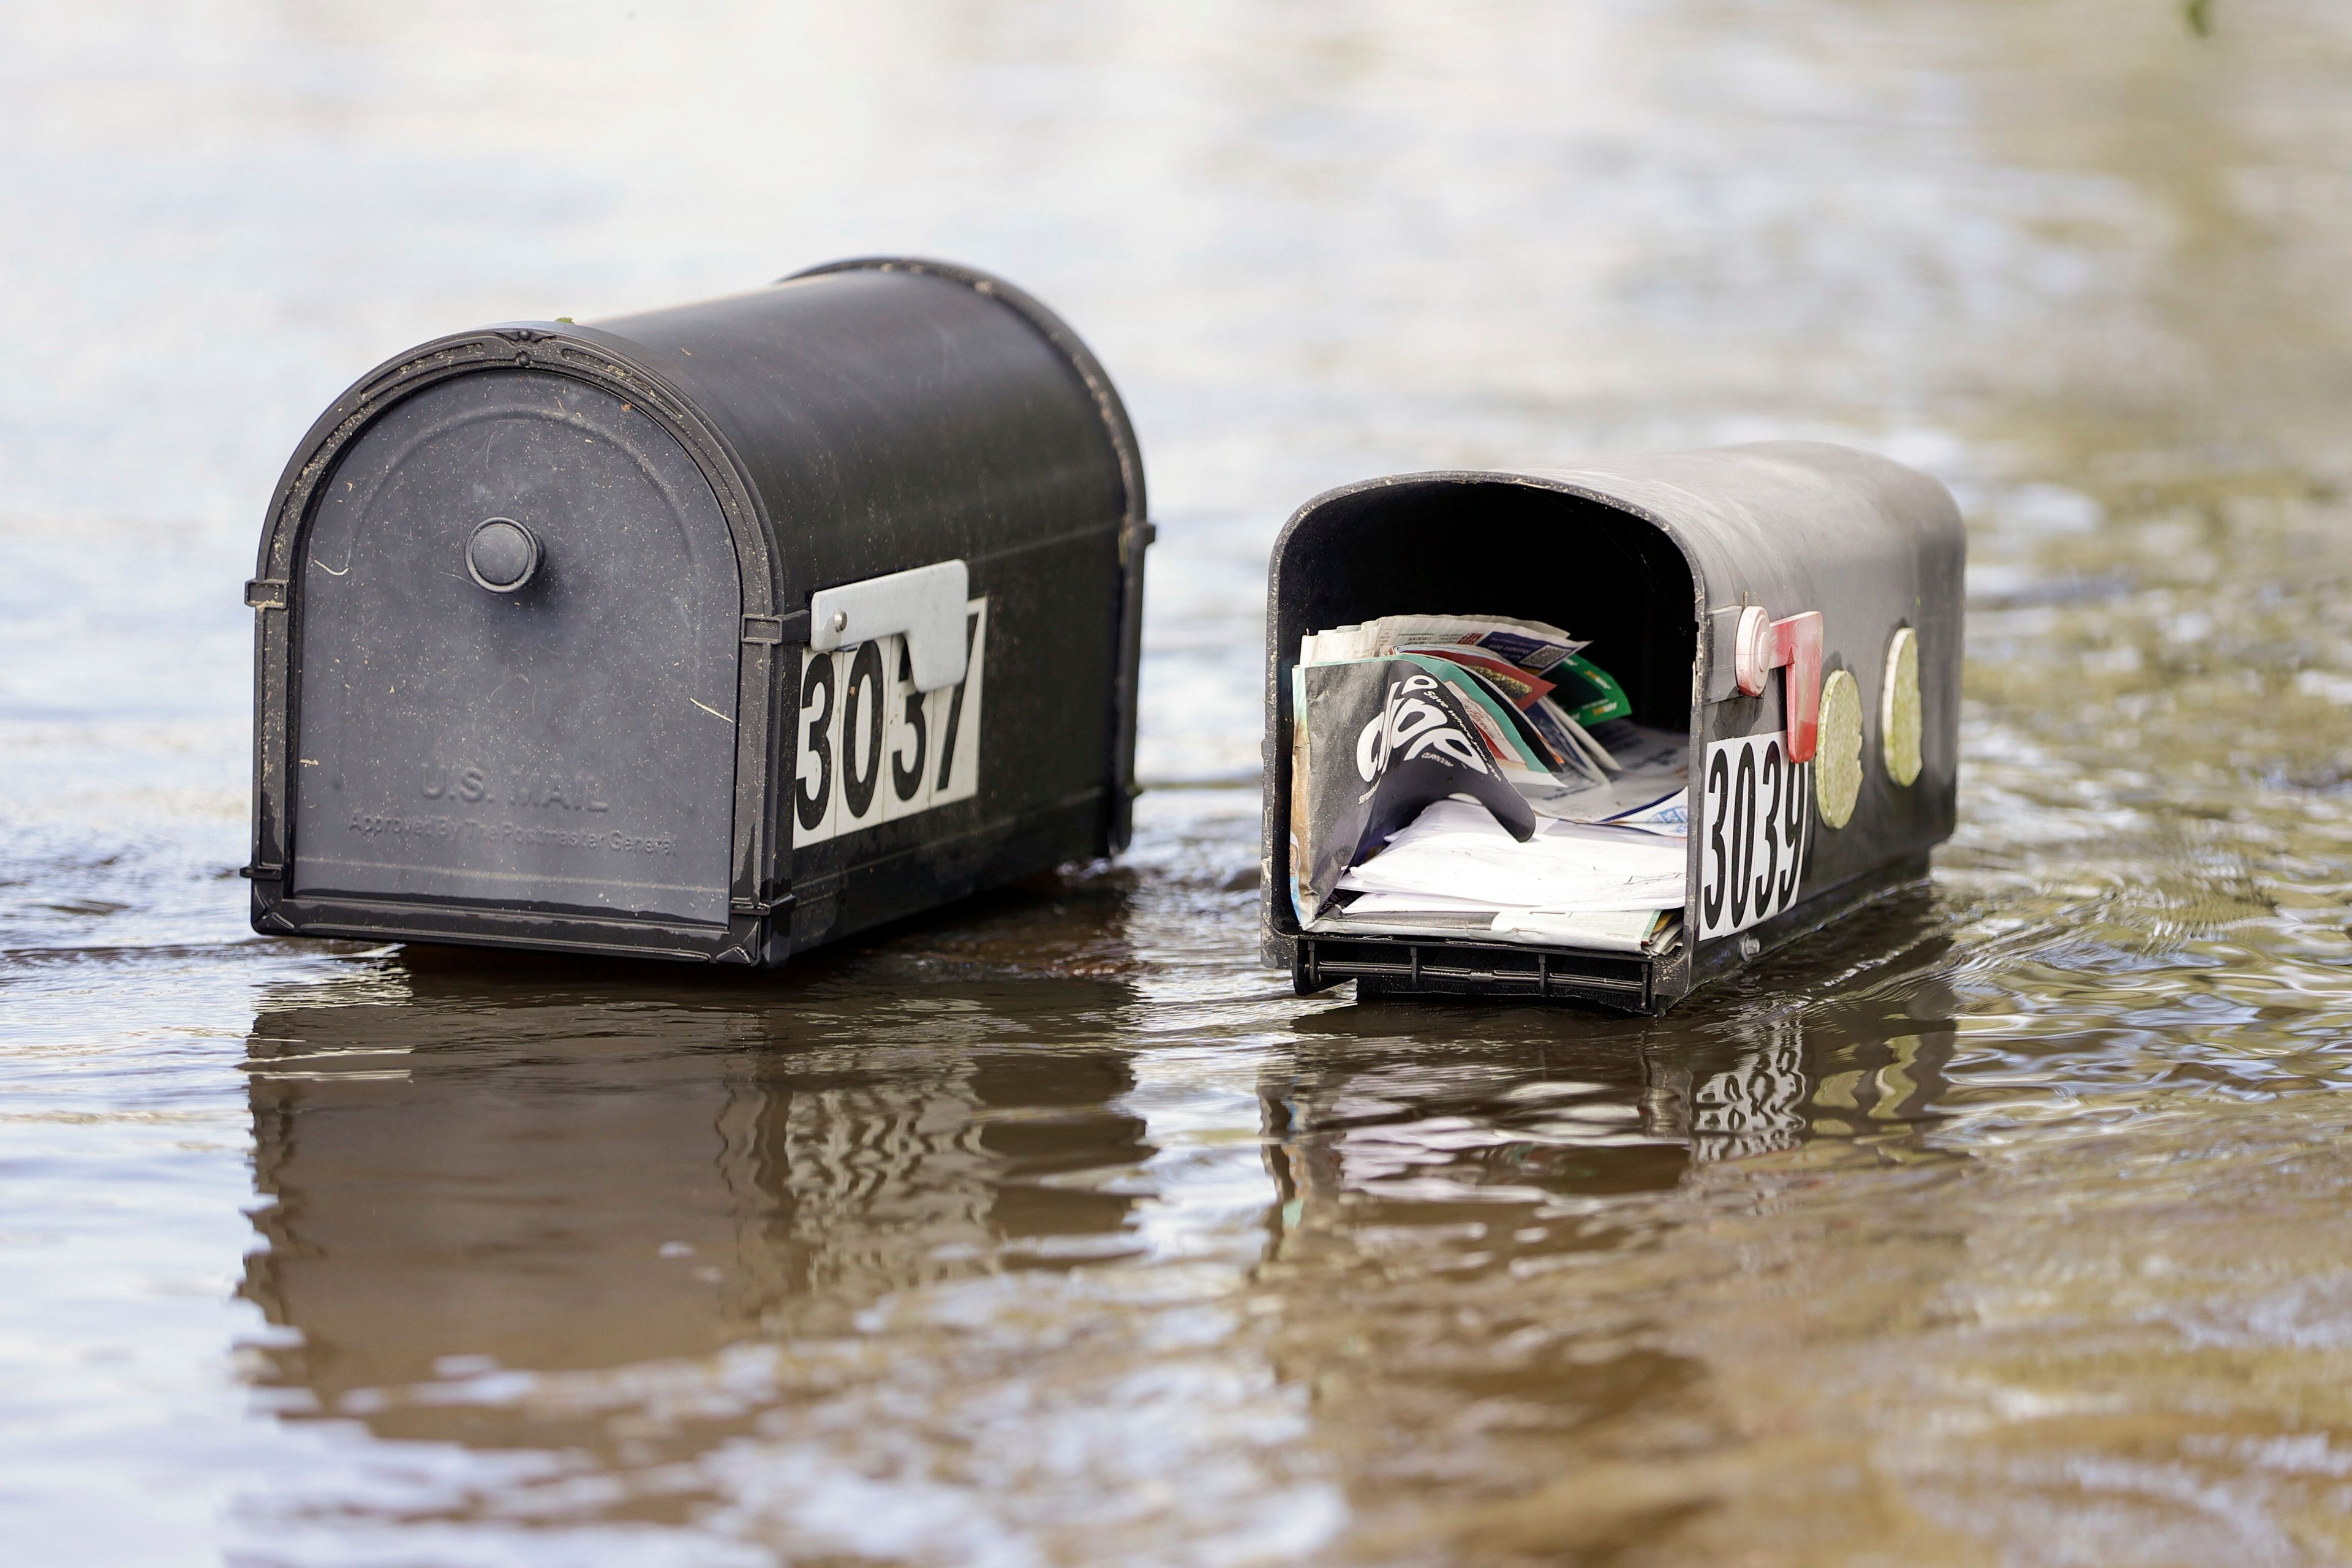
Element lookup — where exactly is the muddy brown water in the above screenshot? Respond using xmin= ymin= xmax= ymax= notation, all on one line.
xmin=7 ymin=2 xmax=2352 ymax=1562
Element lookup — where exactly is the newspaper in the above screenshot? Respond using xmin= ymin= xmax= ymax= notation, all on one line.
xmin=1287 ymin=657 xmax=1539 ymax=926
xmin=1289 ymin=613 xmax=1691 ymax=954
xmin=1300 ymin=614 xmax=1616 ymax=777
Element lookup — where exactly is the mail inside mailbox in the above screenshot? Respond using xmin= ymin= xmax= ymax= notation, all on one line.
xmin=1287 ymin=614 xmax=1689 ymax=957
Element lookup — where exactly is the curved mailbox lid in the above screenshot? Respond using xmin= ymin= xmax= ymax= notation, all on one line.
xmin=580 ymin=259 xmax=1152 ymax=855
xmin=582 ymin=266 xmax=1139 ymax=606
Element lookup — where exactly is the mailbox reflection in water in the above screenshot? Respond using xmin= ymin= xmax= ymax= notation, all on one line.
xmin=236 ymin=914 xmax=1961 ymax=1505
xmin=240 ymin=965 xmax=1151 ymax=1457
xmin=1262 ymin=442 xmax=1964 ymax=1014
xmin=247 ymin=257 xmax=1150 ymax=968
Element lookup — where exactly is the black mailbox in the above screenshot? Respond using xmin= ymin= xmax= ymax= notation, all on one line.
xmin=1262 ymin=442 xmax=1962 ymax=1014
xmin=247 ymin=258 xmax=1150 ymax=966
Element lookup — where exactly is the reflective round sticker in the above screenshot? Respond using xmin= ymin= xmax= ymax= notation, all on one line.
xmin=1815 ymin=668 xmax=1863 ymax=828
xmin=1882 ymin=626 xmax=1923 ymax=786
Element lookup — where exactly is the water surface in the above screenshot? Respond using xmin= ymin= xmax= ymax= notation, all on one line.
xmin=7 ymin=2 xmax=2352 ymax=1562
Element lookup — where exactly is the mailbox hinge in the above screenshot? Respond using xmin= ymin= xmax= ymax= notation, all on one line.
xmin=244 ymin=579 xmax=288 ymax=610
xmin=730 ymin=892 xmax=797 ymax=918
xmin=741 ymin=611 xmax=810 ymax=646
xmin=240 ymin=862 xmax=284 ymax=881
xmin=1119 ymin=518 xmax=1157 ymax=566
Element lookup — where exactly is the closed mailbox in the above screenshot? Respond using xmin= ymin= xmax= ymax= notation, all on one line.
xmin=1262 ymin=442 xmax=1962 ymax=1014
xmin=247 ymin=258 xmax=1150 ymax=965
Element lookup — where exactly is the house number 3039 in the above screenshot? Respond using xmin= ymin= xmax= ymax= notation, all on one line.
xmin=1699 ymin=729 xmax=1811 ymax=940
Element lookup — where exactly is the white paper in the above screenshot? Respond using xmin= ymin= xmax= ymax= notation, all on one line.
xmin=1488 ymin=907 xmax=1666 ymax=952
xmin=1340 ymin=889 xmax=1508 ymax=914
xmin=1337 ymin=799 xmax=1687 ymax=913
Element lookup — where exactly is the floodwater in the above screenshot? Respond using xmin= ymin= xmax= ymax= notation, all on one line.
xmin=7 ymin=1 xmax=2352 ymax=1562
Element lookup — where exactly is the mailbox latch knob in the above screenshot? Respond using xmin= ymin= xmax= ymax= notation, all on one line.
xmin=466 ymin=518 xmax=541 ymax=594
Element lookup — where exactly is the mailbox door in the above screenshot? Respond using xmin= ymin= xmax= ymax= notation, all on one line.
xmin=288 ymin=369 xmax=742 ymax=927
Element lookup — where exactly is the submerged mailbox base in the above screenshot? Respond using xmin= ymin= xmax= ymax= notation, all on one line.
xmin=1305 ymin=853 xmax=1931 ymax=1014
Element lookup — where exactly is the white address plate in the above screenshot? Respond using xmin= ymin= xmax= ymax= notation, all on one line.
xmin=793 ymin=597 xmax=986 ymax=845
xmin=1698 ymin=728 xmax=1812 ymax=940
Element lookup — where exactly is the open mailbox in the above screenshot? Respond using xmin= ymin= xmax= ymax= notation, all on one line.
xmin=1261 ymin=442 xmax=1962 ymax=1014
xmin=247 ymin=258 xmax=1150 ymax=966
